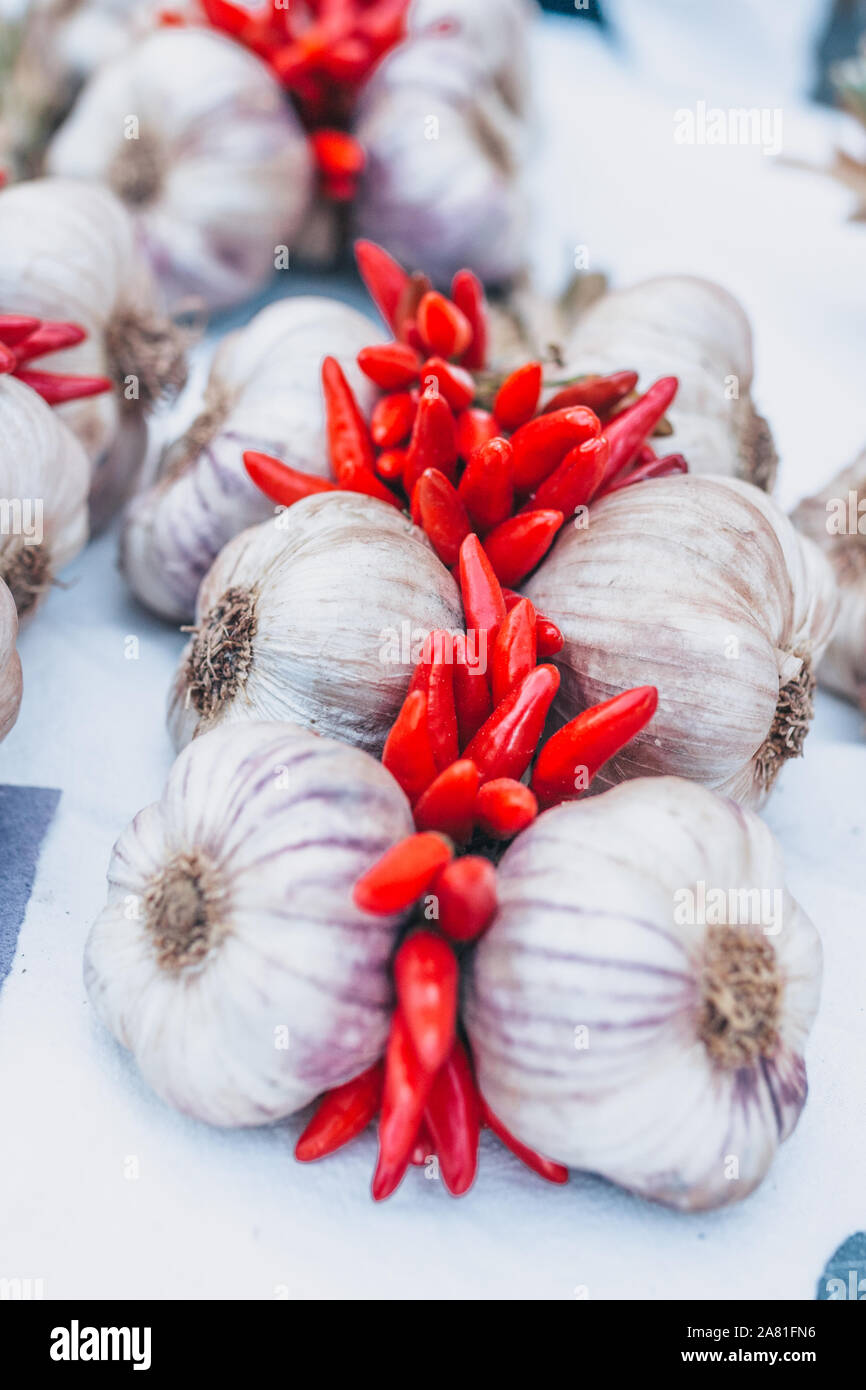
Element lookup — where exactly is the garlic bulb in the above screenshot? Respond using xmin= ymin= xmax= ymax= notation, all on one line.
xmin=168 ymin=492 xmax=463 ymax=754
xmin=0 ymin=176 xmax=187 ymax=527
xmin=46 ymin=27 xmax=314 ymax=312
xmin=525 ymin=475 xmax=839 ymax=806
xmin=561 ymin=277 xmax=778 ymax=488
xmin=792 ymin=450 xmax=866 ymax=712
xmin=0 ymin=375 xmax=89 ymax=616
xmin=122 ymin=295 xmax=383 ymax=623
xmin=353 ymin=0 xmax=529 ymax=285
xmin=0 ymin=577 xmax=23 ymax=742
xmin=464 ymin=776 xmax=822 ymax=1211
xmin=84 ymin=720 xmax=414 ymax=1126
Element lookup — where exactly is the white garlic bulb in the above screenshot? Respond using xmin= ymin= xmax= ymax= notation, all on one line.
xmin=464 ymin=776 xmax=822 ymax=1211
xmin=84 ymin=720 xmax=414 ymax=1127
xmin=46 ymin=27 xmax=314 ymax=312
xmin=561 ymin=277 xmax=778 ymax=488
xmin=122 ymin=295 xmax=383 ymax=623
xmin=0 ymin=176 xmax=187 ymax=527
xmin=0 ymin=577 xmax=23 ymax=743
xmin=525 ymin=475 xmax=839 ymax=806
xmin=792 ymin=450 xmax=866 ymax=712
xmin=0 ymin=375 xmax=90 ymax=616
xmin=168 ymin=492 xmax=463 ymax=754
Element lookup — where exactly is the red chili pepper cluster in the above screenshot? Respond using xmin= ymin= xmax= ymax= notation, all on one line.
xmin=0 ymin=315 xmax=111 ymax=406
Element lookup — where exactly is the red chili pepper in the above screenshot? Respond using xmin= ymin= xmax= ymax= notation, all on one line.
xmin=419 ymin=357 xmax=475 ymax=412
xmin=354 ymin=832 xmax=453 ymax=915
xmin=320 ymin=37 xmax=373 ymax=84
xmin=474 ymin=778 xmax=538 ymax=839
xmin=243 ymin=450 xmax=337 ymax=507
xmin=424 ymin=629 xmax=459 ymax=770
xmin=294 ymin=1063 xmax=383 ymax=1162
xmin=0 ymin=343 xmax=14 ymax=374
xmin=450 ymin=268 xmax=487 ymax=369
xmin=310 ymin=128 xmax=365 ymax=191
xmin=373 ymin=1010 xmax=435 ymax=1200
xmin=321 ymin=355 xmax=376 ymax=480
xmin=433 ymin=855 xmax=497 ymax=942
xmin=410 ymin=1122 xmax=435 ymax=1166
xmin=501 ymin=589 xmax=563 ymax=657
xmin=403 ymin=388 xmax=458 ymax=493
xmin=453 ymin=638 xmax=493 ymax=749
xmin=531 ymin=685 xmax=659 ymax=808
xmin=416 ymin=291 xmax=472 ymax=359
xmin=599 ymin=451 xmax=688 ymax=496
xmin=491 ymin=598 xmax=536 ymax=706
xmin=0 ymin=315 xmax=40 ymax=346
xmin=458 ymin=533 xmax=506 ymax=649
xmin=424 ymin=1041 xmax=480 ymax=1196
xmin=11 ymin=320 xmax=86 ymax=361
xmin=395 ymin=271 xmax=433 ymax=345
xmin=382 ymin=689 xmax=439 ymax=804
xmin=456 ymin=407 xmax=498 ymax=460
xmin=415 ymin=470 xmax=471 ymax=569
xmin=375 ymin=447 xmax=407 ymax=481
xmin=464 ymin=664 xmax=559 ymax=784
xmin=201 ymin=0 xmax=250 ymax=40
xmin=481 ymin=1100 xmax=569 ymax=1184
xmin=482 ymin=510 xmax=563 ymax=587
xmin=12 ymin=369 xmax=112 ymax=404
xmin=493 ymin=361 xmax=542 ymax=432
xmin=394 ymin=931 xmax=458 ymax=1075
xmin=599 ymin=376 xmax=678 ymax=487
xmin=356 ymin=342 xmax=421 ymax=390
xmin=510 ymin=406 xmax=601 ymax=493
xmin=525 ymin=436 xmax=609 ymax=517
xmin=543 ymin=369 xmax=638 ymax=416
xmin=337 ymin=458 xmax=401 ymax=508
xmin=412 ymin=759 xmax=480 ymax=842
xmin=457 ymin=437 xmax=514 ymax=532
xmin=371 ymin=391 xmax=415 ymax=447
xmin=355 ymin=239 xmax=410 ymax=334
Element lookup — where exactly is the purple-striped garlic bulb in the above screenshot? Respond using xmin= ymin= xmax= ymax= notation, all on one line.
xmin=464 ymin=777 xmax=822 ymax=1211
xmin=561 ymin=277 xmax=778 ymax=488
xmin=0 ymin=177 xmax=187 ymax=528
xmin=84 ymin=721 xmax=414 ymax=1126
xmin=168 ymin=492 xmax=463 ymax=754
xmin=45 ymin=27 xmax=314 ymax=312
xmin=122 ymin=296 xmax=383 ymax=623
xmin=0 ymin=578 xmax=23 ymax=742
xmin=792 ymin=449 xmax=866 ymax=713
xmin=525 ymin=475 xmax=839 ymax=807
xmin=0 ymin=375 xmax=90 ymax=617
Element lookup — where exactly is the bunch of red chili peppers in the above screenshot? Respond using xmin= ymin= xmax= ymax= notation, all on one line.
xmin=239 ymin=240 xmax=684 ymax=1199
xmin=0 ymin=315 xmax=111 ymax=405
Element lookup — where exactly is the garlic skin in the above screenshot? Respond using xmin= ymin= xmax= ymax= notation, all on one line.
xmin=0 ymin=578 xmax=23 ymax=743
xmin=464 ymin=777 xmax=822 ymax=1211
xmin=84 ymin=720 xmax=414 ymax=1127
xmin=0 ymin=376 xmax=90 ymax=616
xmin=561 ymin=277 xmax=778 ymax=488
xmin=0 ymin=177 xmax=187 ymax=527
xmin=792 ymin=450 xmax=866 ymax=712
xmin=46 ymin=28 xmax=314 ymax=313
xmin=525 ymin=475 xmax=839 ymax=807
xmin=168 ymin=492 xmax=463 ymax=755
xmin=121 ymin=296 xmax=383 ymax=623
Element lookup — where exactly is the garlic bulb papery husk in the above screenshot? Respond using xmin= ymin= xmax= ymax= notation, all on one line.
xmin=560 ymin=277 xmax=778 ymax=489
xmin=0 ymin=375 xmax=90 ymax=617
xmin=0 ymin=577 xmax=23 ymax=743
xmin=168 ymin=492 xmax=463 ymax=754
xmin=792 ymin=450 xmax=866 ymax=712
xmin=464 ymin=776 xmax=822 ymax=1211
xmin=352 ymin=1 xmax=529 ymax=286
xmin=121 ymin=296 xmax=384 ymax=624
xmin=84 ymin=720 xmax=415 ymax=1127
xmin=524 ymin=475 xmax=840 ymax=808
xmin=0 ymin=176 xmax=188 ymax=528
xmin=45 ymin=27 xmax=314 ymax=313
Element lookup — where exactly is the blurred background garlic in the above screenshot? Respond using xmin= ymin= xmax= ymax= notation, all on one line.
xmin=0 ymin=176 xmax=187 ymax=528
xmin=84 ymin=720 xmax=414 ymax=1127
xmin=0 ymin=375 xmax=89 ymax=616
xmin=45 ymin=27 xmax=314 ymax=312
xmin=0 ymin=577 xmax=23 ymax=742
xmin=525 ymin=475 xmax=839 ymax=807
xmin=792 ymin=448 xmax=866 ymax=713
xmin=168 ymin=492 xmax=462 ymax=753
xmin=122 ymin=295 xmax=382 ymax=623
xmin=465 ymin=777 xmax=822 ymax=1211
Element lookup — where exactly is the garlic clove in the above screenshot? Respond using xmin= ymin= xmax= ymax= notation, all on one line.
xmin=168 ymin=491 xmax=463 ymax=755
xmin=524 ymin=474 xmax=839 ymax=807
xmin=84 ymin=720 xmax=416 ymax=1127
xmin=0 ymin=577 xmax=23 ymax=742
xmin=464 ymin=775 xmax=822 ymax=1210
